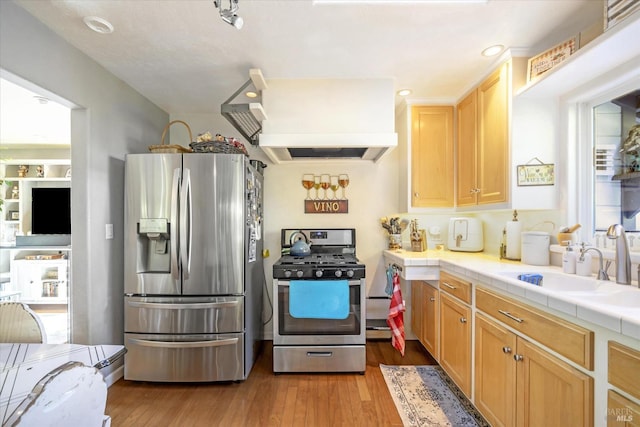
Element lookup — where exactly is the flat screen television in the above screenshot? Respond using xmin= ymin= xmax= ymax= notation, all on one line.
xmin=32 ymin=187 xmax=71 ymax=235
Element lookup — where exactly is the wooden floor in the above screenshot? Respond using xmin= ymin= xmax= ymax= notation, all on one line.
xmin=105 ymin=340 xmax=436 ymax=426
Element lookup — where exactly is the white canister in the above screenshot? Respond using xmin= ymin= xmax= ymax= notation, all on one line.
xmin=562 ymin=245 xmax=577 ymax=274
xmin=521 ymin=231 xmax=550 ymax=266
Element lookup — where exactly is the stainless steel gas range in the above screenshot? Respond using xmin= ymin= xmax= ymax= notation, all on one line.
xmin=272 ymin=228 xmax=366 ymax=374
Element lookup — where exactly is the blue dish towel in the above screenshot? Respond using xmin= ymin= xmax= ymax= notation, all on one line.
xmin=289 ymin=280 xmax=349 ymax=319
xmin=518 ymin=273 xmax=543 ymax=286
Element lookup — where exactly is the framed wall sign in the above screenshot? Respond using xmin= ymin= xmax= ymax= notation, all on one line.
xmin=9 ymin=210 xmax=19 ymax=220
xmin=527 ymin=35 xmax=579 ymax=82
xmin=517 ymin=159 xmax=555 ymax=186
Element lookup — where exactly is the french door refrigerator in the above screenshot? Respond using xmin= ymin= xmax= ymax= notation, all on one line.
xmin=123 ymin=153 xmax=264 ymax=382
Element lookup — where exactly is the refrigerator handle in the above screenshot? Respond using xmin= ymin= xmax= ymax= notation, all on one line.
xmin=170 ymin=168 xmax=180 ymax=281
xmin=180 ymin=168 xmax=192 ymax=278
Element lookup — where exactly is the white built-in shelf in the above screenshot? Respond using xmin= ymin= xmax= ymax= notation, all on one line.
xmin=517 ymin=13 xmax=640 ymax=99
xmin=7 ymin=177 xmax=70 ymax=182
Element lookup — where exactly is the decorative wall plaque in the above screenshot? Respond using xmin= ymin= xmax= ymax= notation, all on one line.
xmin=302 ymin=173 xmax=349 ymax=213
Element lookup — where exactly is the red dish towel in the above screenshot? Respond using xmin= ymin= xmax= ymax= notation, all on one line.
xmin=386 ymin=271 xmax=405 ymax=356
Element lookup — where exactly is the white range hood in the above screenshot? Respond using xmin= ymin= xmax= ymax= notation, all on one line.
xmin=259 ymin=78 xmax=397 ymax=163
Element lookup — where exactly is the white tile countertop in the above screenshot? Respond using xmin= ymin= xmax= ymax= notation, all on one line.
xmin=383 ymin=249 xmax=640 ymax=342
xmin=0 ymin=343 xmax=126 ymax=424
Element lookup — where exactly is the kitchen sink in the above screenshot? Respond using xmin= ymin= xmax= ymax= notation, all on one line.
xmin=497 ymin=271 xmax=602 ymax=292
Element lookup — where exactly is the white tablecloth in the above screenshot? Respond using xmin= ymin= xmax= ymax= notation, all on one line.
xmin=0 ymin=343 xmax=125 ymax=424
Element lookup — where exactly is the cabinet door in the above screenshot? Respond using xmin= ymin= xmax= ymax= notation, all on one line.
xmin=456 ymin=91 xmax=477 ymax=206
xmin=422 ymin=283 xmax=439 ymax=360
xmin=516 ymin=337 xmax=593 ymax=427
xmin=475 ymin=313 xmax=516 ymax=427
xmin=477 ymin=62 xmax=509 ymax=205
xmin=411 ymin=106 xmax=454 ymax=207
xmin=439 ymin=292 xmax=471 ymax=397
xmin=608 ymin=390 xmax=640 ymax=427
xmin=411 ymin=280 xmax=424 ymax=343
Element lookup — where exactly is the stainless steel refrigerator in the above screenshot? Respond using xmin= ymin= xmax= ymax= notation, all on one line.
xmin=123 ymin=153 xmax=264 ymax=382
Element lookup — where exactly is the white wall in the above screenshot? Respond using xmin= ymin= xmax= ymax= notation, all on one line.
xmin=1 ymin=1 xmax=169 ymax=345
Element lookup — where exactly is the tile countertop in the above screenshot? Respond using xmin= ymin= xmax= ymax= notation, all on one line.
xmin=383 ymin=249 xmax=640 ymax=342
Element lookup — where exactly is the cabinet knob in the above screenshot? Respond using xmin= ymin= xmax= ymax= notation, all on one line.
xmin=502 ymin=346 xmax=512 ymax=354
xmin=459 ymin=317 xmax=467 ymax=323
xmin=513 ymin=354 xmax=524 ymax=362
xmin=414 ymin=192 xmax=419 ymax=197
xmin=429 ymin=297 xmax=436 ymax=302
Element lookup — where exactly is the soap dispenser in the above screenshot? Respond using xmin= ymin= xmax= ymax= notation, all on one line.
xmin=575 ymin=243 xmax=593 ymax=277
xmin=562 ymin=243 xmax=576 ymax=274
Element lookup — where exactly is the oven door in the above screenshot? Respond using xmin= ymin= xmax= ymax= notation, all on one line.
xmin=273 ymin=278 xmax=365 ymax=345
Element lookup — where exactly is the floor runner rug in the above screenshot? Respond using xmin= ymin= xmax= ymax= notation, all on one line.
xmin=380 ymin=364 xmax=489 ymax=427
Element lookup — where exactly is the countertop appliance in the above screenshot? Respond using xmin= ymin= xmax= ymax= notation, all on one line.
xmin=123 ymin=153 xmax=264 ymax=382
xmin=272 ymin=228 xmax=365 ymax=373
xmin=447 ymin=217 xmax=484 ymax=252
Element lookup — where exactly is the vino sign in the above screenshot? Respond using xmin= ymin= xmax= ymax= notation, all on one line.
xmin=305 ymin=200 xmax=348 ymax=214
xmin=301 ymin=173 xmax=350 ymax=214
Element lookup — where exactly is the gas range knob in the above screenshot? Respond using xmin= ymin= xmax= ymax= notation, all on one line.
xmin=296 ymin=270 xmax=304 ymax=278
xmin=334 ymin=270 xmax=342 ymax=278
xmin=284 ymin=270 xmax=292 ymax=278
xmin=346 ymin=270 xmax=354 ymax=278
xmin=315 ymin=270 xmax=323 ymax=278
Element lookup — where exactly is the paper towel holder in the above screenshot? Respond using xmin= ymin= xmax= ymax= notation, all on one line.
xmin=501 ymin=210 xmax=522 ymax=261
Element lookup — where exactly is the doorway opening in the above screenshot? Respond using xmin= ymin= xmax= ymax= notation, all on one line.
xmin=0 ymin=76 xmax=72 ymax=344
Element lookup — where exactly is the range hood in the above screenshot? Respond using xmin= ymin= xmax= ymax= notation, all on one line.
xmin=259 ymin=133 xmax=397 ymax=163
xmin=259 ymin=78 xmax=398 ymax=163
xmin=221 ymin=69 xmax=267 ymax=146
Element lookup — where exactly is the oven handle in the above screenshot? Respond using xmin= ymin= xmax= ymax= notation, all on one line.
xmin=277 ymin=281 xmax=361 ymax=287
xmin=307 ymin=351 xmax=333 ymax=357
xmin=128 ymin=338 xmax=238 ymax=349
xmin=127 ymin=301 xmax=239 ymax=310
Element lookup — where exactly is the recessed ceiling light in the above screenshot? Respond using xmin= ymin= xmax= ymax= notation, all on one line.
xmin=245 ymin=91 xmax=258 ymax=98
xmin=481 ymin=45 xmax=504 ymax=57
xmin=83 ymin=16 xmax=114 ymax=34
xmin=33 ymin=96 xmax=49 ymax=105
xmin=397 ymin=89 xmax=412 ymax=96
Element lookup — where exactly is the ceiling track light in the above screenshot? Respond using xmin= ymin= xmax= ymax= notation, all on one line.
xmin=214 ymin=0 xmax=243 ymax=29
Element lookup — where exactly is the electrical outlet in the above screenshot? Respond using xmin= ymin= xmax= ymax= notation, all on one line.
xmin=105 ymin=223 xmax=114 ymax=240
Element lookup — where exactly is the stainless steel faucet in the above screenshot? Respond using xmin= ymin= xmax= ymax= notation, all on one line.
xmin=606 ymin=224 xmax=631 ymax=285
xmin=582 ymin=247 xmax=609 ymax=280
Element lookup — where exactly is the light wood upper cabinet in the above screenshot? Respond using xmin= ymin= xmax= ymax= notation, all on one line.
xmin=456 ymin=61 xmax=510 ymax=206
xmin=411 ymin=106 xmax=454 ymax=207
xmin=456 ymin=91 xmax=477 ymax=206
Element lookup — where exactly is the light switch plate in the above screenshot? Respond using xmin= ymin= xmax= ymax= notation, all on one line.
xmin=105 ymin=223 xmax=114 ymax=240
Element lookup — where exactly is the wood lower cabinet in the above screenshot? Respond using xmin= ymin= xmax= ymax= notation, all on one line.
xmin=421 ymin=283 xmax=439 ymax=360
xmin=608 ymin=390 xmax=640 ymax=427
xmin=475 ymin=313 xmax=594 ymax=427
xmin=411 ymin=281 xmax=424 ymax=343
xmin=411 ymin=281 xmax=439 ymax=360
xmin=440 ymin=291 xmax=471 ymax=397
xmin=410 ymin=105 xmax=454 ymax=207
xmin=475 ymin=313 xmax=517 ymax=427
xmin=609 ymin=341 xmax=640 ymax=400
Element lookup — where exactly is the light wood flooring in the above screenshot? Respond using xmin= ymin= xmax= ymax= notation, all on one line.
xmin=105 ymin=340 xmax=436 ymax=426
